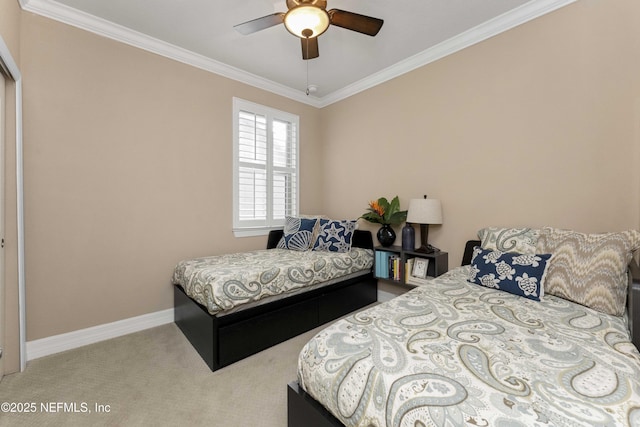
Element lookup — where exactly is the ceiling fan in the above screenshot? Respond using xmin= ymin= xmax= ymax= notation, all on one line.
xmin=234 ymin=0 xmax=384 ymax=60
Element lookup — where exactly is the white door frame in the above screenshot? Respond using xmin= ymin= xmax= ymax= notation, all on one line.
xmin=0 ymin=36 xmax=26 ymax=371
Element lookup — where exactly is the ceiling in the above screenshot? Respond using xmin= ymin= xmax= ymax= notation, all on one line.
xmin=19 ymin=0 xmax=576 ymax=107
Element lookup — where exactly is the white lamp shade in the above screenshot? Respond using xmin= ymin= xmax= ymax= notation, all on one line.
xmin=284 ymin=6 xmax=330 ymax=38
xmin=407 ymin=199 xmax=443 ymax=224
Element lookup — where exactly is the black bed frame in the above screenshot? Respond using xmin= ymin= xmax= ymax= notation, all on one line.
xmin=173 ymin=229 xmax=377 ymax=372
xmin=287 ymin=239 xmax=640 ymax=427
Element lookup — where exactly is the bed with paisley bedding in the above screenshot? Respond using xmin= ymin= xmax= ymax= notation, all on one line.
xmin=173 ymin=217 xmax=377 ymax=371
xmin=288 ymin=227 xmax=640 ymax=427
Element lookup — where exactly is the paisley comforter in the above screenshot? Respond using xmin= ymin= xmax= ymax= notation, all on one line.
xmin=297 ymin=266 xmax=640 ymax=427
xmin=173 ymin=248 xmax=373 ymax=316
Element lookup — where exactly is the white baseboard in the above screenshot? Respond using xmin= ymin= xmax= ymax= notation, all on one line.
xmin=27 ymin=292 xmax=394 ymax=361
xmin=26 ymin=308 xmax=174 ymax=361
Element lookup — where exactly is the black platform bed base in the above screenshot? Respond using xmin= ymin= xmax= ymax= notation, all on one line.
xmin=174 ymin=229 xmax=377 ymax=372
xmin=287 ymin=240 xmax=640 ymax=427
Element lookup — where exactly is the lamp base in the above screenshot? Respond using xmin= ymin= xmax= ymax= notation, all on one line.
xmin=415 ymin=224 xmax=439 ymax=253
xmin=415 ymin=244 xmax=439 ymax=254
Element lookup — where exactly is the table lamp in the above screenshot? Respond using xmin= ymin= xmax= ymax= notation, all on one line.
xmin=406 ymin=196 xmax=443 ymax=253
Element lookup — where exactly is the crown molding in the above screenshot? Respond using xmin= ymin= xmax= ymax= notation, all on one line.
xmin=19 ymin=0 xmax=323 ymax=107
xmin=318 ymin=0 xmax=577 ymax=107
xmin=20 ymin=0 xmax=575 ymax=109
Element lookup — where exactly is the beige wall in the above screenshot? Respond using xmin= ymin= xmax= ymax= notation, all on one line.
xmin=320 ymin=0 xmax=640 ymax=266
xmin=12 ymin=0 xmax=640 ymax=345
xmin=20 ymin=13 xmax=323 ymax=340
xmin=0 ymin=0 xmax=20 ymax=55
xmin=0 ymin=0 xmax=23 ymax=373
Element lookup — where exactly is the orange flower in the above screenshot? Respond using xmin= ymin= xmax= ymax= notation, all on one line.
xmin=369 ymin=200 xmax=385 ymax=216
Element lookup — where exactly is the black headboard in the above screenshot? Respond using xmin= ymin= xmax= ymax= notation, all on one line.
xmin=461 ymin=240 xmax=481 ymax=266
xmin=266 ymin=229 xmax=374 ymax=250
xmin=266 ymin=229 xmax=285 ymax=249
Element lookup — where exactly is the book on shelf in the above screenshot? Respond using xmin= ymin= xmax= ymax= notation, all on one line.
xmin=375 ymin=250 xmax=402 ymax=281
xmin=375 ymin=251 xmax=389 ymax=278
xmin=405 ymin=258 xmax=414 ymax=283
xmin=396 ymin=256 xmax=403 ymax=280
xmin=389 ymin=255 xmax=401 ymax=281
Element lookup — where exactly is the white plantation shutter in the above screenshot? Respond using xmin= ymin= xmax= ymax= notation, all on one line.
xmin=272 ymin=118 xmax=297 ymax=220
xmin=238 ymin=111 xmax=268 ymax=222
xmin=233 ymin=98 xmax=299 ymax=235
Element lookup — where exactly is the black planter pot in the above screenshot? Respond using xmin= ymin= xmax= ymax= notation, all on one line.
xmin=377 ymin=224 xmax=396 ymax=247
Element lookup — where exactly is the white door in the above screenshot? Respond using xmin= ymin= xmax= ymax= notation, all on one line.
xmin=0 ymin=70 xmax=5 ymax=381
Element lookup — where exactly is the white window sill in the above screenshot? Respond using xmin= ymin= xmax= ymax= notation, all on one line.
xmin=233 ymin=227 xmax=278 ymax=238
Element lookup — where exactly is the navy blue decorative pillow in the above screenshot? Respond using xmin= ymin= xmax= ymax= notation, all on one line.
xmin=468 ymin=247 xmax=551 ymax=301
xmin=312 ymin=219 xmax=356 ymax=253
xmin=277 ymin=217 xmax=318 ymax=251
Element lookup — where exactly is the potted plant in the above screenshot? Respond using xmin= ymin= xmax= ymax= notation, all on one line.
xmin=361 ymin=196 xmax=407 ymax=247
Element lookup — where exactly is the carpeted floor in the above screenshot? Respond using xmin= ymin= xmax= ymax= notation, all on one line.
xmin=0 ymin=322 xmax=326 ymax=426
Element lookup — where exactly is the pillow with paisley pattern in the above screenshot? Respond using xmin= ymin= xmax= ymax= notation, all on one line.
xmin=469 ymin=246 xmax=551 ymax=301
xmin=477 ymin=227 xmax=540 ymax=255
xmin=276 ymin=216 xmax=318 ymax=251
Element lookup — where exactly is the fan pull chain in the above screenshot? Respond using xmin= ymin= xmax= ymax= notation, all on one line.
xmin=305 ymin=38 xmax=310 ymax=96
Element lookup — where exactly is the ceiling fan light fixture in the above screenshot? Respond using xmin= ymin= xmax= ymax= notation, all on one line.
xmin=284 ymin=5 xmax=330 ymax=38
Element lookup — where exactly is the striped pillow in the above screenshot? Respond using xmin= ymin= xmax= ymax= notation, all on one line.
xmin=536 ymin=227 xmax=640 ymax=316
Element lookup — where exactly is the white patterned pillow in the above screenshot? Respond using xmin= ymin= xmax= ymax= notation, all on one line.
xmin=277 ymin=216 xmax=318 ymax=251
xmin=469 ymin=246 xmax=551 ymax=301
xmin=478 ymin=227 xmax=539 ymax=254
xmin=536 ymin=227 xmax=640 ymax=316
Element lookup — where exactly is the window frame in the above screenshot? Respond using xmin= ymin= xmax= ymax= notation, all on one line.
xmin=232 ymin=97 xmax=300 ymax=237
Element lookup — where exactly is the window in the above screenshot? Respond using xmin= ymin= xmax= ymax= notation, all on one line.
xmin=233 ymin=98 xmax=299 ymax=236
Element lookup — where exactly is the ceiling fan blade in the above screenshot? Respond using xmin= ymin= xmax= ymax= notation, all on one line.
xmin=234 ymin=13 xmax=285 ymax=35
xmin=301 ymin=37 xmax=319 ymax=60
xmin=328 ymin=9 xmax=383 ymax=36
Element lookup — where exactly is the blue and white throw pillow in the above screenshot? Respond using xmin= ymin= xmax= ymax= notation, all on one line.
xmin=277 ymin=216 xmax=318 ymax=251
xmin=468 ymin=246 xmax=551 ymax=301
xmin=312 ymin=219 xmax=357 ymax=253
